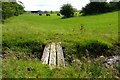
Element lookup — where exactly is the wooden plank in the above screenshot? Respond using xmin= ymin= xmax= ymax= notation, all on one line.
xmin=41 ymin=44 xmax=50 ymax=64
xmin=57 ymin=42 xmax=65 ymax=67
xmin=49 ymin=42 xmax=56 ymax=69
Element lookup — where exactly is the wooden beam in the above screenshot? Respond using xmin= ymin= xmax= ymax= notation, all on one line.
xmin=41 ymin=44 xmax=50 ymax=64
xmin=49 ymin=42 xmax=56 ymax=69
xmin=57 ymin=42 xmax=65 ymax=68
xmin=41 ymin=42 xmax=65 ymax=69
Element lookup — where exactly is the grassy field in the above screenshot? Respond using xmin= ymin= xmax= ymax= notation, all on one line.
xmin=3 ymin=11 xmax=118 ymax=46
xmin=2 ymin=11 xmax=119 ymax=78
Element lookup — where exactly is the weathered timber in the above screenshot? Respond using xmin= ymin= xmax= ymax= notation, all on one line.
xmin=49 ymin=42 xmax=56 ymax=69
xmin=57 ymin=42 xmax=65 ymax=67
xmin=41 ymin=42 xmax=65 ymax=69
xmin=41 ymin=44 xmax=50 ymax=64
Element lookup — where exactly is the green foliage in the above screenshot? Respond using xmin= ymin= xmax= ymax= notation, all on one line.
xmin=109 ymin=1 xmax=120 ymax=11
xmin=17 ymin=40 xmax=45 ymax=59
xmin=115 ymin=63 xmax=120 ymax=73
xmin=52 ymin=56 xmax=114 ymax=78
xmin=2 ymin=48 xmax=116 ymax=78
xmin=64 ymin=40 xmax=111 ymax=60
xmin=82 ymin=40 xmax=110 ymax=57
xmin=60 ymin=4 xmax=75 ymax=18
xmin=80 ymin=1 xmax=120 ymax=16
xmin=2 ymin=2 xmax=25 ymax=20
xmin=89 ymin=64 xmax=102 ymax=77
xmin=80 ymin=2 xmax=111 ymax=16
xmin=2 ymin=39 xmax=45 ymax=59
xmin=2 ymin=56 xmax=53 ymax=78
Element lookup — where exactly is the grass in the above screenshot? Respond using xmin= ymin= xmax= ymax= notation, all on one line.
xmin=2 ymin=52 xmax=53 ymax=78
xmin=2 ymin=50 xmax=115 ymax=78
xmin=3 ymin=11 xmax=118 ymax=46
xmin=2 ymin=11 xmax=118 ymax=58
xmin=2 ymin=11 xmax=119 ymax=78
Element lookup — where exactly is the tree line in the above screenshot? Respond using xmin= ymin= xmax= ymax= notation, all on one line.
xmin=80 ymin=1 xmax=120 ymax=16
xmin=60 ymin=1 xmax=120 ymax=17
xmin=2 ymin=2 xmax=25 ymax=20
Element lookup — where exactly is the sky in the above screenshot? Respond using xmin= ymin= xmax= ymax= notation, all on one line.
xmin=17 ymin=0 xmax=112 ymax=11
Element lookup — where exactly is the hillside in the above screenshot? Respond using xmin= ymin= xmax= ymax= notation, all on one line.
xmin=2 ymin=11 xmax=119 ymax=78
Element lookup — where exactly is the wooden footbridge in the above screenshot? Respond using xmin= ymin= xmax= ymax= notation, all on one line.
xmin=41 ymin=42 xmax=65 ymax=69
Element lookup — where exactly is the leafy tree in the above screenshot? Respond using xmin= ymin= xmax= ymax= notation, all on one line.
xmin=80 ymin=0 xmax=120 ymax=16
xmin=2 ymin=2 xmax=25 ymax=20
xmin=109 ymin=1 xmax=120 ymax=11
xmin=60 ymin=4 xmax=75 ymax=18
xmin=80 ymin=2 xmax=111 ymax=16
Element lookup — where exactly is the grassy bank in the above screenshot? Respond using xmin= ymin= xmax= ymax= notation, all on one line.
xmin=2 ymin=11 xmax=119 ymax=78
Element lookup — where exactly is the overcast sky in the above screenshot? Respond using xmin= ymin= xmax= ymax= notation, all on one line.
xmin=17 ymin=0 xmax=112 ymax=11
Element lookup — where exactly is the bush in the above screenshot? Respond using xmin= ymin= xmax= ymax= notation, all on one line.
xmin=60 ymin=4 xmax=75 ymax=18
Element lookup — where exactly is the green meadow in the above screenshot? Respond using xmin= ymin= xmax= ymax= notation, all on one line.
xmin=2 ymin=11 xmax=119 ymax=78
xmin=3 ymin=11 xmax=118 ymax=46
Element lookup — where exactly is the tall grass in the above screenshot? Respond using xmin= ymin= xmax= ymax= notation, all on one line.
xmin=2 ymin=50 xmax=114 ymax=78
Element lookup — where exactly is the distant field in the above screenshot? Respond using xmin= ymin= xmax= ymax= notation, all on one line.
xmin=3 ymin=11 xmax=118 ymax=48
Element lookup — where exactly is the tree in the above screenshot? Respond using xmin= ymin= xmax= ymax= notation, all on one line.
xmin=109 ymin=0 xmax=120 ymax=11
xmin=2 ymin=2 xmax=25 ymax=20
xmin=60 ymin=4 xmax=75 ymax=18
xmin=80 ymin=2 xmax=111 ymax=16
